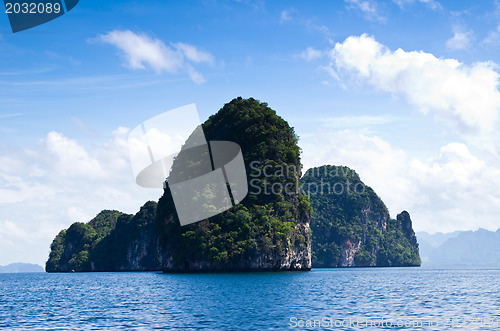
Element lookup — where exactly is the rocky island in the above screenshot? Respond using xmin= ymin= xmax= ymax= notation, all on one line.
xmin=46 ymin=98 xmax=420 ymax=272
xmin=301 ymin=165 xmax=420 ymax=267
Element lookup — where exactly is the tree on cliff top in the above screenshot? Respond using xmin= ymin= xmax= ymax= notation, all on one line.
xmin=156 ymin=97 xmax=311 ymax=270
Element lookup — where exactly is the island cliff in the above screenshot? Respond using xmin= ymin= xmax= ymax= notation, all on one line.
xmin=46 ymin=98 xmax=420 ymax=272
xmin=301 ymin=165 xmax=420 ymax=267
xmin=46 ymin=204 xmax=160 ymax=272
xmin=155 ymin=97 xmax=311 ymax=271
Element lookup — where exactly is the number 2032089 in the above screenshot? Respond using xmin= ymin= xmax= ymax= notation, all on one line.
xmin=5 ymin=2 xmax=62 ymax=14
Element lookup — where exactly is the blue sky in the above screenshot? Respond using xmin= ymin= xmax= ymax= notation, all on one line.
xmin=2 ymin=0 xmax=500 ymax=266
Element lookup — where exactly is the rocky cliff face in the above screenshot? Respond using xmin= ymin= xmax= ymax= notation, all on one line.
xmin=155 ymin=97 xmax=311 ymax=271
xmin=89 ymin=201 xmax=160 ymax=271
xmin=46 ymin=210 xmax=123 ymax=272
xmin=46 ymin=203 xmax=160 ymax=272
xmin=301 ymin=165 xmax=420 ymax=268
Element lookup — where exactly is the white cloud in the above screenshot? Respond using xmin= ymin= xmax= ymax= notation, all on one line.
xmin=483 ymin=24 xmax=500 ymax=45
xmin=95 ymin=30 xmax=215 ymax=84
xmin=300 ymin=47 xmax=324 ymax=61
xmin=407 ymin=142 xmax=500 ymax=232
xmin=186 ymin=64 xmax=206 ymax=85
xmin=301 ymin=34 xmax=500 ymax=233
xmin=344 ymin=0 xmax=385 ymax=22
xmin=45 ymin=132 xmax=106 ymax=179
xmin=393 ymin=0 xmax=442 ymax=10
xmin=67 ymin=206 xmax=93 ymax=224
xmin=318 ymin=114 xmax=401 ymax=129
xmin=0 ymin=220 xmax=28 ymax=241
xmin=97 ymin=30 xmax=182 ymax=72
xmin=326 ymin=34 xmax=500 ymax=135
xmin=280 ymin=10 xmax=292 ymax=23
xmin=410 ymin=143 xmax=485 ymax=187
xmin=446 ymin=26 xmax=472 ymax=51
xmin=305 ymin=20 xmax=333 ymax=43
xmin=173 ymin=42 xmax=215 ymax=65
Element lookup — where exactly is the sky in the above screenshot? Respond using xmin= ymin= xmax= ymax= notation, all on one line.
xmin=1 ymin=0 xmax=500 ymax=266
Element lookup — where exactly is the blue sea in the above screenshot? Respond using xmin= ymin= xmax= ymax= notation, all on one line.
xmin=0 ymin=267 xmax=499 ymax=330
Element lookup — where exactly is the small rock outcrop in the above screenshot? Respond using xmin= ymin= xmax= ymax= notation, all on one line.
xmin=46 ymin=203 xmax=160 ymax=272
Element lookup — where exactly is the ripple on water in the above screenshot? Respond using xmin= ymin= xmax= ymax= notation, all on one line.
xmin=0 ymin=268 xmax=499 ymax=330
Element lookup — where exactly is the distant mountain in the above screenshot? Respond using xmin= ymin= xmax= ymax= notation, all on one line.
xmin=417 ymin=231 xmax=463 ymax=249
xmin=0 ymin=263 xmax=44 ymax=273
xmin=417 ymin=229 xmax=500 ymax=266
xmin=416 ymin=231 xmax=462 ymax=264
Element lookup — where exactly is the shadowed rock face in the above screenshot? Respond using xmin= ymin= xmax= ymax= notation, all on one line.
xmin=46 ymin=203 xmax=161 ymax=272
xmin=301 ymin=165 xmax=420 ymax=268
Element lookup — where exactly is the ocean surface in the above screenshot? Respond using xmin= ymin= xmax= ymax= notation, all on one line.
xmin=0 ymin=267 xmax=499 ymax=330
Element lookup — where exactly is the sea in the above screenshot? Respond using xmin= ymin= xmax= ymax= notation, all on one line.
xmin=0 ymin=267 xmax=499 ymax=330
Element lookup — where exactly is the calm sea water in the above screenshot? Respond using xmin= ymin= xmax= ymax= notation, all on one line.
xmin=0 ymin=267 xmax=499 ymax=330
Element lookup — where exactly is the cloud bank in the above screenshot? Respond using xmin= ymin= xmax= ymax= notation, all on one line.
xmin=326 ymin=34 xmax=500 ymax=135
xmin=0 ymin=128 xmax=162 ymax=266
xmin=299 ymin=34 xmax=500 ymax=234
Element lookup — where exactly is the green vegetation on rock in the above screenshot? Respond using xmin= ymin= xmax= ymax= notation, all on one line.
xmin=301 ymin=165 xmax=420 ymax=267
xmin=46 ymin=210 xmax=127 ymax=272
xmin=156 ymin=97 xmax=311 ymax=271
xmin=90 ymin=201 xmax=159 ymax=271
